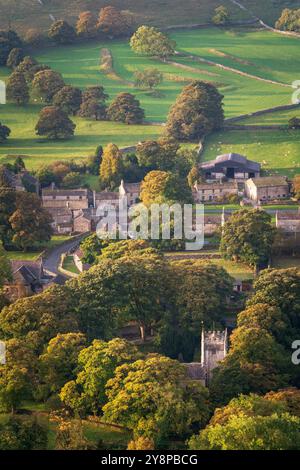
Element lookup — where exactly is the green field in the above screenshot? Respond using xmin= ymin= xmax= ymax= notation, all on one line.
xmin=62 ymin=255 xmax=80 ymax=275
xmin=6 ymin=235 xmax=73 ymax=261
xmin=201 ymin=128 xmax=300 ymax=177
xmin=0 ymin=27 xmax=300 ymax=171
xmin=172 ymin=28 xmax=300 ymax=85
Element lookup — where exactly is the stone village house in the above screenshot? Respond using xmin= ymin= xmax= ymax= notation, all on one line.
xmin=245 ymin=176 xmax=290 ymax=204
xmin=42 ymin=181 xmax=142 ymax=235
xmin=4 ymin=260 xmax=51 ymax=302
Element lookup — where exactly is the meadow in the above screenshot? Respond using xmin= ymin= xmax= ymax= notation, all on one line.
xmin=201 ymin=127 xmax=300 ymax=177
xmin=0 ymin=27 xmax=299 ymax=173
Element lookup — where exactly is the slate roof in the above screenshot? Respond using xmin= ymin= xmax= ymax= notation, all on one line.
xmin=42 ymin=188 xmax=90 ymax=197
xmin=95 ymin=191 xmax=119 ymax=200
xmin=195 ymin=181 xmax=238 ymax=191
xmin=10 ymin=260 xmax=43 ymax=285
xmin=249 ymin=176 xmax=288 ymax=188
xmin=200 ymin=153 xmax=260 ymax=172
xmin=276 ymin=211 xmax=300 ymax=220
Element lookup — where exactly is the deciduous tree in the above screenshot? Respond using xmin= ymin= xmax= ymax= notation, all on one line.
xmin=130 ymin=26 xmax=176 ymax=58
xmin=48 ymin=20 xmax=76 ymax=44
xmin=166 ymin=81 xmax=224 ymax=141
xmin=99 ymin=143 xmax=123 ymax=189
xmin=76 ymin=11 xmax=97 ymax=38
xmin=6 ymin=71 xmax=29 ymax=105
xmin=6 ymin=47 xmax=24 ymax=68
xmin=220 ymin=208 xmax=276 ymax=269
xmin=60 ymin=338 xmax=139 ymax=416
xmin=134 ymin=68 xmax=163 ymax=90
xmin=9 ymin=191 xmax=53 ymax=250
xmin=103 ymin=354 xmax=210 ymax=445
xmin=39 ymin=333 xmax=86 ymax=397
xmin=107 ymin=92 xmax=144 ymax=124
xmin=53 ymin=85 xmax=82 ymax=115
xmin=97 ymin=6 xmax=130 ymax=38
xmin=35 ymin=106 xmax=76 ymax=140
xmin=32 ymin=69 xmax=65 ymax=103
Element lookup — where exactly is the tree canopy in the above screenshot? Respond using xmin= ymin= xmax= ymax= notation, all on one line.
xmin=220 ymin=208 xmax=276 ymax=268
xmin=130 ymin=26 xmax=176 ymax=58
xmin=165 ymin=81 xmax=224 ymax=141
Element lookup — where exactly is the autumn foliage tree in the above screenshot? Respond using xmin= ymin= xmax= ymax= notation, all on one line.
xmin=276 ymin=8 xmax=300 ymax=32
xmin=48 ymin=20 xmax=76 ymax=44
xmin=140 ymin=170 xmax=192 ymax=205
xmin=6 ymin=47 xmax=24 ymax=68
xmin=76 ymin=11 xmax=97 ymax=38
xmin=108 ymin=92 xmax=144 ymax=124
xmin=15 ymin=56 xmax=50 ymax=84
xmin=53 ymin=85 xmax=82 ymax=115
xmin=79 ymin=86 xmax=108 ymax=120
xmin=97 ymin=6 xmax=130 ymax=38
xmin=9 ymin=191 xmax=53 ymax=250
xmin=6 ymin=71 xmax=29 ymax=105
xmin=166 ymin=80 xmax=224 ymax=141
xmin=0 ymin=30 xmax=22 ymax=66
xmin=99 ymin=143 xmax=124 ymax=189
xmin=35 ymin=106 xmax=76 ymax=140
xmin=32 ymin=69 xmax=65 ymax=103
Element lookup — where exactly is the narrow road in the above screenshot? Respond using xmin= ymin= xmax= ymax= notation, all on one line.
xmin=43 ymin=235 xmax=85 ymax=277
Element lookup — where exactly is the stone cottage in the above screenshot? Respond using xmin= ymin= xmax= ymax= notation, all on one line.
xmin=245 ymin=176 xmax=290 ymax=203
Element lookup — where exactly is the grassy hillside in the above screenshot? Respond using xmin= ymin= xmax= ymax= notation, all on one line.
xmin=0 ymin=27 xmax=299 ymax=170
xmin=0 ymin=0 xmax=299 ymax=34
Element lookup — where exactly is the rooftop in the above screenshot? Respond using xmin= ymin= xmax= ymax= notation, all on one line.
xmin=276 ymin=210 xmax=300 ymax=220
xmin=42 ymin=188 xmax=90 ymax=197
xmin=248 ymin=176 xmax=288 ymax=187
xmin=200 ymin=153 xmax=260 ymax=172
xmin=195 ymin=181 xmax=238 ymax=191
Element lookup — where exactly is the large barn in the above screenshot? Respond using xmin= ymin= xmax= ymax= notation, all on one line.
xmin=199 ymin=153 xmax=261 ymax=181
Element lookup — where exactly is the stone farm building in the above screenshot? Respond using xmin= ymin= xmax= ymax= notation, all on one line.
xmin=42 ymin=181 xmax=142 ymax=235
xmin=199 ymin=153 xmax=261 ymax=181
xmin=245 ymin=176 xmax=290 ymax=203
xmin=42 ymin=188 xmax=92 ymax=211
xmin=193 ymin=181 xmax=239 ymax=202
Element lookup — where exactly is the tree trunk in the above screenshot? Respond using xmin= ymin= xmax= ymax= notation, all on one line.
xmin=139 ymin=324 xmax=146 ymax=342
